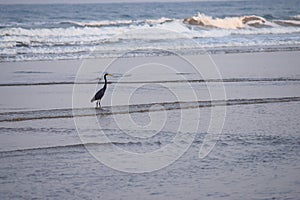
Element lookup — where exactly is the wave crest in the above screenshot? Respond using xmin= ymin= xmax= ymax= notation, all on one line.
xmin=273 ymin=20 xmax=300 ymax=27
xmin=61 ymin=17 xmax=174 ymax=28
xmin=145 ymin=17 xmax=173 ymax=24
xmin=183 ymin=13 xmax=266 ymax=29
xmin=62 ymin=20 xmax=133 ymax=27
xmin=292 ymin=15 xmax=300 ymax=20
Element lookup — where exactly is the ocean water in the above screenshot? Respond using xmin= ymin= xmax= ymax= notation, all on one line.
xmin=1 ymin=0 xmax=300 ymax=61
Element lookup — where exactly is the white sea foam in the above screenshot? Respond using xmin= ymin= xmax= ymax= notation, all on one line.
xmin=0 ymin=27 xmax=123 ymax=37
xmin=201 ymin=26 xmax=300 ymax=38
xmin=292 ymin=15 xmax=300 ymax=20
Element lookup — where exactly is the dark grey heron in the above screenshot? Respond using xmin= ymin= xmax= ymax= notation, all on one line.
xmin=91 ymin=73 xmax=113 ymax=108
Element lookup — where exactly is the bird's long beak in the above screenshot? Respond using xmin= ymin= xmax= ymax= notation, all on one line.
xmin=107 ymin=74 xmax=113 ymax=76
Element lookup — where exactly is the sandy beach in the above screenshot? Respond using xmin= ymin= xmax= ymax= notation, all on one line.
xmin=0 ymin=51 xmax=300 ymax=199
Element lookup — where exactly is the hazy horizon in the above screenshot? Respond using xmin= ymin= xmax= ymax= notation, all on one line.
xmin=0 ymin=0 xmax=245 ymax=5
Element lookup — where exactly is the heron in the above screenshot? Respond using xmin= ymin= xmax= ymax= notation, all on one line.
xmin=91 ymin=73 xmax=113 ymax=108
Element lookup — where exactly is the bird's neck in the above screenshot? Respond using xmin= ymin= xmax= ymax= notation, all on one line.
xmin=103 ymin=75 xmax=107 ymax=89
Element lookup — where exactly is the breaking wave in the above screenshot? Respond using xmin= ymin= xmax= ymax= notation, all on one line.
xmin=183 ymin=13 xmax=267 ymax=29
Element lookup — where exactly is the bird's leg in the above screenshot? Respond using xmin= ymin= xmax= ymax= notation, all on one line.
xmin=96 ymin=101 xmax=102 ymax=109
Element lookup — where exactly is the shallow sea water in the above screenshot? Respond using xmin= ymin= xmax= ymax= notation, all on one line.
xmin=0 ymin=102 xmax=299 ymax=199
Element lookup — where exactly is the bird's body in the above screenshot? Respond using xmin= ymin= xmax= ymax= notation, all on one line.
xmin=91 ymin=73 xmax=112 ymax=108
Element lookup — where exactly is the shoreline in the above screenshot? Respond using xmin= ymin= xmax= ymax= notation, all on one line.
xmin=2 ymin=45 xmax=300 ymax=63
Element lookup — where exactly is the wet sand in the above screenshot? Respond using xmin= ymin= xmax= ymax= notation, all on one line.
xmin=1 ymin=51 xmax=300 ymax=112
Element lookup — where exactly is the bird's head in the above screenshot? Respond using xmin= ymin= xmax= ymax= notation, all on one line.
xmin=104 ymin=73 xmax=113 ymax=77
